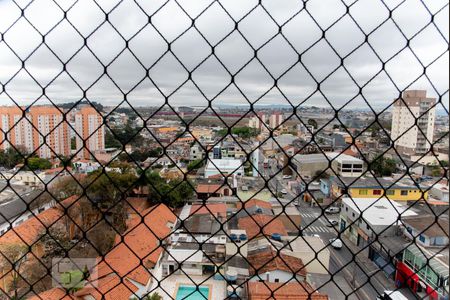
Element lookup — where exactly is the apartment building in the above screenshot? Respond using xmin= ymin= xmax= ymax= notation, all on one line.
xmin=391 ymin=90 xmax=436 ymax=155
xmin=74 ymin=106 xmax=105 ymax=159
xmin=248 ymin=112 xmax=266 ymax=131
xmin=269 ymin=111 xmax=283 ymax=129
xmin=0 ymin=106 xmax=70 ymax=158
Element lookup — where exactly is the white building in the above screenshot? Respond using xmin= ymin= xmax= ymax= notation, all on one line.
xmin=391 ymin=90 xmax=436 ymax=155
xmin=340 ymin=197 xmax=417 ymax=247
xmin=428 ymin=182 xmax=449 ymax=202
xmin=204 ymin=158 xmax=244 ymax=178
xmin=328 ymin=152 xmax=365 ymax=177
xmin=292 ymin=152 xmax=365 ymax=178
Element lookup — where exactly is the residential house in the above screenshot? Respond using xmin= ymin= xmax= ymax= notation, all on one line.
xmin=189 ymin=143 xmax=205 ymax=161
xmin=402 ymin=215 xmax=449 ymax=248
xmin=73 ymin=204 xmax=177 ymax=300
xmin=331 ymin=177 xmax=429 ymax=202
xmin=195 ymin=183 xmax=233 ymax=200
xmin=247 ymin=247 xmax=307 ymax=283
xmin=204 ymin=158 xmax=244 ymax=178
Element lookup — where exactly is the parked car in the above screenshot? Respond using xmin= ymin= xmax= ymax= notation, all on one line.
xmin=281 ymin=189 xmax=288 ymax=194
xmin=329 ymin=238 xmax=343 ymax=249
xmin=325 ymin=207 xmax=340 ymax=214
xmin=326 ymin=220 xmax=339 ymax=227
xmin=282 ymin=175 xmax=292 ymax=179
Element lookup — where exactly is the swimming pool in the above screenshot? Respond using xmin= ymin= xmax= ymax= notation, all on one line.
xmin=175 ymin=285 xmax=209 ymax=300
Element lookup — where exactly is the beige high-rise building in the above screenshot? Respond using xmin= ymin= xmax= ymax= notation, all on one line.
xmin=0 ymin=106 xmax=71 ymax=158
xmin=269 ymin=112 xmax=283 ymax=129
xmin=249 ymin=112 xmax=265 ymax=130
xmin=74 ymin=106 xmax=105 ymax=159
xmin=391 ymin=90 xmax=436 ymax=155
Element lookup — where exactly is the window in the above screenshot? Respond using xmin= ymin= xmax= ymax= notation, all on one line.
xmin=386 ymin=190 xmax=395 ymax=195
xmin=401 ymin=190 xmax=408 ymax=196
xmin=359 ymin=189 xmax=368 ymax=195
xmin=419 ymin=235 xmax=426 ymax=243
xmin=373 ymin=190 xmax=382 ymax=195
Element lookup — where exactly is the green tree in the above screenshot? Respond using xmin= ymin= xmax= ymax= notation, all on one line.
xmin=369 ymin=156 xmax=397 ymax=176
xmin=145 ymin=171 xmax=194 ymax=207
xmin=146 ymin=293 xmax=163 ymax=300
xmin=216 ymin=126 xmax=259 ymax=138
xmin=84 ymin=169 xmax=138 ymax=233
xmin=27 ymin=157 xmax=52 ymax=170
xmin=308 ymin=119 xmax=318 ymax=129
xmin=105 ymin=129 xmax=122 ymax=148
xmin=0 ymin=147 xmax=26 ymax=169
xmin=187 ymin=159 xmax=204 ymax=171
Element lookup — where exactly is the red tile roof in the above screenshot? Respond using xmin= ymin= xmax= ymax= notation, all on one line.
xmin=190 ymin=203 xmax=227 ymax=217
xmin=247 ymin=249 xmax=307 ymax=278
xmin=238 ymin=215 xmax=287 ymax=239
xmin=195 ymin=184 xmax=223 ymax=194
xmin=247 ymin=281 xmax=328 ymax=300
xmin=0 ymin=196 xmax=79 ymax=247
xmin=77 ymin=204 xmax=176 ymax=300
xmin=28 ymin=287 xmax=79 ymax=300
xmin=242 ymin=199 xmax=272 ymax=210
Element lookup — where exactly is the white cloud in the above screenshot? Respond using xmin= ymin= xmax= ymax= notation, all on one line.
xmin=0 ymin=0 xmax=447 ymax=111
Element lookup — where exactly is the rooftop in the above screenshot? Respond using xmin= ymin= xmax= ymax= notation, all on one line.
xmin=342 ymin=197 xmax=417 ymax=226
xmin=205 ymin=158 xmax=243 ymax=170
xmin=402 ymin=215 xmax=449 ymax=237
xmin=247 ymin=281 xmax=328 ymax=300
xmin=238 ymin=214 xmax=287 ymax=239
xmin=247 ymin=248 xmax=307 ymax=278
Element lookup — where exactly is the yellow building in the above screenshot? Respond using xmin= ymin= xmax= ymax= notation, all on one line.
xmin=191 ymin=128 xmax=213 ymax=140
xmin=331 ymin=177 xmax=428 ymax=202
xmin=155 ymin=126 xmax=179 ymax=134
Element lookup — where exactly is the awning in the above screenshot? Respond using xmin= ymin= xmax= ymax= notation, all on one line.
xmin=374 ymin=256 xmax=396 ymax=276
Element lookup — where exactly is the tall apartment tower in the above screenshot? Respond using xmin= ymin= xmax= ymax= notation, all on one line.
xmin=391 ymin=90 xmax=436 ymax=155
xmin=269 ymin=112 xmax=283 ymax=129
xmin=0 ymin=106 xmax=71 ymax=158
xmin=75 ymin=106 xmax=105 ymax=159
xmin=248 ymin=112 xmax=267 ymax=131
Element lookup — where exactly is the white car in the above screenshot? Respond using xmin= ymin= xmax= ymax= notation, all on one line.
xmin=325 ymin=207 xmax=340 ymax=214
xmin=281 ymin=189 xmax=288 ymax=194
xmin=282 ymin=175 xmax=292 ymax=179
xmin=329 ymin=238 xmax=343 ymax=249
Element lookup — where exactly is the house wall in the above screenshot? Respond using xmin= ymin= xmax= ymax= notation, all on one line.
xmin=348 ymin=187 xmax=428 ymax=201
xmin=404 ymin=227 xmax=449 ymax=247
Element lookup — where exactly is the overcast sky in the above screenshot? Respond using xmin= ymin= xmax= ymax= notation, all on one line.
xmin=0 ymin=0 xmax=448 ymax=112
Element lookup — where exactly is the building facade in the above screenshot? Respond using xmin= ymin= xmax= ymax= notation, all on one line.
xmin=269 ymin=112 xmax=283 ymax=129
xmin=74 ymin=106 xmax=105 ymax=159
xmin=0 ymin=106 xmax=70 ymax=158
xmin=391 ymin=90 xmax=436 ymax=155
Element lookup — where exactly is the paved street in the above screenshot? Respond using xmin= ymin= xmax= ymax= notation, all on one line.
xmin=258 ymin=150 xmax=417 ymax=299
